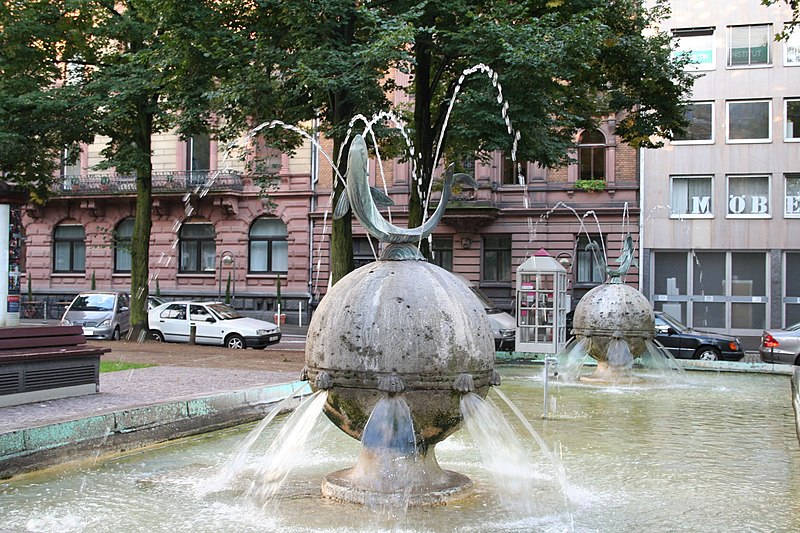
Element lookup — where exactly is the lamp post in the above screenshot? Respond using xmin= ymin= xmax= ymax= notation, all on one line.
xmin=218 ymin=251 xmax=235 ymax=303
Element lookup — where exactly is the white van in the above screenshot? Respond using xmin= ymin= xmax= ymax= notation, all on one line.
xmin=455 ymin=275 xmax=516 ymax=351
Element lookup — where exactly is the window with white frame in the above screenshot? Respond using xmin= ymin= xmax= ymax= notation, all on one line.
xmin=784 ymin=25 xmax=800 ymax=65
xmin=672 ymin=27 xmax=716 ymax=71
xmin=785 ymin=99 xmax=800 ymax=140
xmin=786 ymin=174 xmax=800 ymax=217
xmin=179 ymin=222 xmax=216 ymax=273
xmin=727 ymin=175 xmax=770 ymax=217
xmin=53 ymin=223 xmax=86 ymax=273
xmin=114 ymin=218 xmax=134 ymax=273
xmin=577 ymin=130 xmax=606 ymax=181
xmin=248 ymin=218 xmax=288 ymax=273
xmin=728 ymin=24 xmax=771 ymax=67
xmin=786 ymin=252 xmax=800 ymax=326
xmin=673 ymin=102 xmax=714 ymax=143
xmin=575 ymin=235 xmax=605 ymax=285
xmin=670 ymin=176 xmax=713 ymax=217
xmin=726 ymin=100 xmax=771 ymax=142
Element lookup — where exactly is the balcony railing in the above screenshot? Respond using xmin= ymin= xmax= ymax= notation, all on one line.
xmin=55 ymin=170 xmax=244 ymax=196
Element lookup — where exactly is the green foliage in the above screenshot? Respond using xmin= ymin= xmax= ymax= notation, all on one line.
xmin=100 ymin=361 xmax=155 ymax=373
xmin=574 ymin=179 xmax=606 ymax=193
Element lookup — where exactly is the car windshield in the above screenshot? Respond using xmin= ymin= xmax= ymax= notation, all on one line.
xmin=70 ymin=294 xmax=115 ymax=312
xmin=786 ymin=322 xmax=800 ymax=332
xmin=469 ymin=287 xmax=502 ymax=313
xmin=207 ymin=303 xmax=242 ymax=320
xmin=657 ymin=312 xmax=688 ymax=333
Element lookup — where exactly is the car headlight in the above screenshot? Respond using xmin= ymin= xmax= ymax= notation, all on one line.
xmin=98 ymin=319 xmax=111 ymax=327
xmin=499 ymin=329 xmax=515 ymax=337
xmin=256 ymin=329 xmax=273 ymax=336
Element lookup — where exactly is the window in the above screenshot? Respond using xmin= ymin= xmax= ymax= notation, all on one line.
xmin=353 ymin=237 xmax=376 ymax=269
xmin=502 ymin=155 xmax=527 ymax=185
xmin=728 ymin=24 xmax=771 ymax=67
xmin=179 ymin=222 xmax=216 ymax=273
xmin=575 ymin=235 xmax=605 ymax=285
xmin=673 ymin=27 xmax=716 ymax=71
xmin=577 ymin=130 xmax=606 ymax=181
xmin=726 ymin=100 xmax=771 ymax=142
xmin=673 ymin=102 xmax=714 ymax=143
xmin=114 ymin=218 xmax=134 ymax=273
xmin=786 ymin=174 xmax=800 ymax=217
xmin=727 ymin=175 xmax=770 ymax=217
xmin=186 ymin=133 xmax=211 ymax=185
xmin=784 ymin=25 xmax=800 ymax=65
xmin=249 ymin=218 xmax=288 ymax=273
xmin=785 ymin=99 xmax=800 ymax=140
xmin=652 ymin=251 xmax=768 ymax=332
xmin=431 ymin=237 xmax=453 ymax=271
xmin=482 ymin=235 xmax=511 ymax=282
xmin=786 ymin=253 xmax=800 ymax=326
xmin=53 ymin=223 xmax=85 ymax=273
xmin=670 ymin=176 xmax=713 ymax=217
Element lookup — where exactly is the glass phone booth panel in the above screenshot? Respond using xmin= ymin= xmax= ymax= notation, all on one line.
xmin=516 ymin=254 xmax=567 ymax=353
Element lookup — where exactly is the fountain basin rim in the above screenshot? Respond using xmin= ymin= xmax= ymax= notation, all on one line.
xmin=304 ymin=366 xmax=495 ymax=391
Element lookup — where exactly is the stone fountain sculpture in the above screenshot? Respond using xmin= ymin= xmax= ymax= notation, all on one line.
xmin=303 ymin=135 xmax=499 ymax=505
xmin=571 ymin=234 xmax=655 ymax=383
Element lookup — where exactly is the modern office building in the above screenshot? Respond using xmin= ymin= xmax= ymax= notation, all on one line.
xmin=641 ymin=0 xmax=800 ymax=344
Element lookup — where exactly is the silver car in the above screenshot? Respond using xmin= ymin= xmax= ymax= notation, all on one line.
xmin=759 ymin=322 xmax=800 ymax=365
xmin=61 ymin=291 xmax=131 ymax=340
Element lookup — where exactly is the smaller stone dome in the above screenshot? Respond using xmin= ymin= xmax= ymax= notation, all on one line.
xmin=572 ymin=283 xmax=654 ymax=360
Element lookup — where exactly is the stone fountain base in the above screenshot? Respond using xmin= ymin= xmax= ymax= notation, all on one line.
xmin=321 ymin=448 xmax=472 ymax=507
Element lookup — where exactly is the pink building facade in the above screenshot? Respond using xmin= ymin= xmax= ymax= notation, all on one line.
xmin=21 ymin=116 xmax=640 ymax=324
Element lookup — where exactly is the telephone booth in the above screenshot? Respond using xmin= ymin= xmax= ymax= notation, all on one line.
xmin=516 ymin=249 xmax=568 ymax=354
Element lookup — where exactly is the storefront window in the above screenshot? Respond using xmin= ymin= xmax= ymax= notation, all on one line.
xmin=670 ymin=176 xmax=713 ymax=217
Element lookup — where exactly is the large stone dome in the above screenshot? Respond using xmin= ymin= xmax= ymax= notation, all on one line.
xmin=305 ymin=259 xmax=495 ymax=446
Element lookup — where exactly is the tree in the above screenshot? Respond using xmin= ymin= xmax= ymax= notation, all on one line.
xmin=377 ymin=0 xmax=694 ymax=257
xmin=205 ymin=0 xmax=409 ymax=285
xmin=0 ymin=1 xmax=226 ymax=338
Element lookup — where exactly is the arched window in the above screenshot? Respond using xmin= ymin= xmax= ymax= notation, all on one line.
xmin=577 ymin=130 xmax=606 ymax=181
xmin=179 ymin=221 xmax=216 ymax=273
xmin=114 ymin=218 xmax=134 ymax=273
xmin=53 ymin=223 xmax=85 ymax=273
xmin=249 ymin=218 xmax=288 ymax=273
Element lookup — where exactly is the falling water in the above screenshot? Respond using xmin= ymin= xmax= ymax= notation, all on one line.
xmin=460 ymin=391 xmax=573 ymax=527
xmin=641 ymin=340 xmax=686 ymax=384
xmin=558 ymin=337 xmax=593 ymax=382
xmin=199 ymin=383 xmax=309 ymax=495
xmin=244 ymin=390 xmax=329 ymax=506
xmin=606 ymin=338 xmax=634 ymax=370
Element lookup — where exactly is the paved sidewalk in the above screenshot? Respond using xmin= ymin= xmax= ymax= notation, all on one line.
xmin=0 ymin=335 xmax=309 ymax=478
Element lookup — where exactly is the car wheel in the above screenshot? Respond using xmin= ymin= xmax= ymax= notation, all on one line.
xmin=112 ymin=326 xmax=120 ymax=341
xmin=695 ymin=347 xmax=721 ymax=361
xmin=226 ymin=334 xmax=246 ymax=349
xmin=150 ymin=330 xmax=165 ymax=343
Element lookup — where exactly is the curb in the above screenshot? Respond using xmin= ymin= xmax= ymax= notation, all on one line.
xmin=0 ymin=380 xmax=311 ymax=480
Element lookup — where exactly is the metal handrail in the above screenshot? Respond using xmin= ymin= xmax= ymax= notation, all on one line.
xmin=54 ymin=170 xmax=244 ymax=196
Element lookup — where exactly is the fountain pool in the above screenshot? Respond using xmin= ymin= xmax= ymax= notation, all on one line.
xmin=1 ymin=367 xmax=798 ymax=532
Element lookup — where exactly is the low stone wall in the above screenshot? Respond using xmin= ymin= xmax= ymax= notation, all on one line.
xmin=0 ymin=380 xmax=310 ymax=479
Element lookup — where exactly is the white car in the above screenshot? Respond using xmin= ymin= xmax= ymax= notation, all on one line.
xmin=148 ymin=301 xmax=282 ymax=349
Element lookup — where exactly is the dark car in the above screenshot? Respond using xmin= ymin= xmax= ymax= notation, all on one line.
xmin=758 ymin=322 xmax=800 ymax=365
xmin=654 ymin=311 xmax=745 ymax=361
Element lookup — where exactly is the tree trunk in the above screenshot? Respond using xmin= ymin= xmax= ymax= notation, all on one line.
xmin=330 ymin=135 xmax=354 ymax=285
xmin=411 ymin=29 xmax=436 ymax=260
xmin=128 ymin=107 xmax=154 ymax=341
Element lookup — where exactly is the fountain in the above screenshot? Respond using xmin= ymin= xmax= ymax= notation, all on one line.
xmin=303 ymin=133 xmax=499 ymax=505
xmin=568 ymin=234 xmax=670 ymax=384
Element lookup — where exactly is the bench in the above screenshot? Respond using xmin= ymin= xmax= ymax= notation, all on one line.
xmin=0 ymin=326 xmax=109 ymax=408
